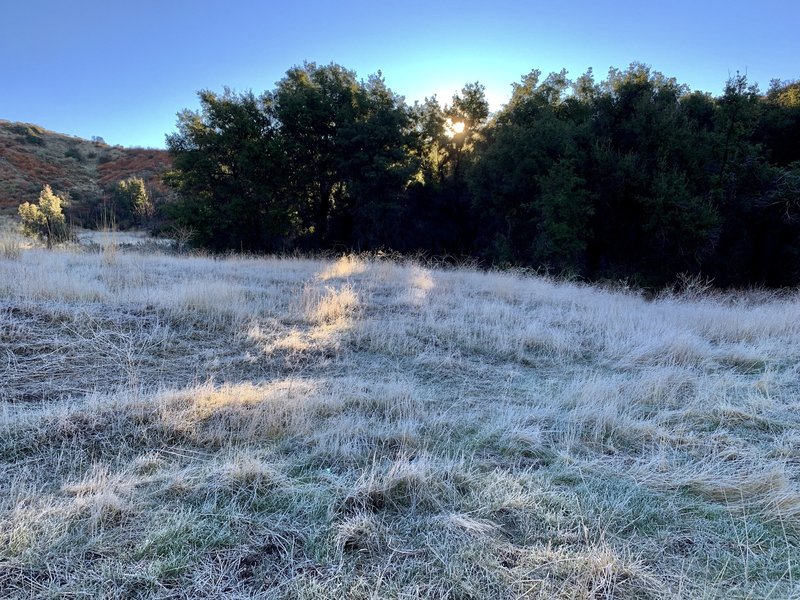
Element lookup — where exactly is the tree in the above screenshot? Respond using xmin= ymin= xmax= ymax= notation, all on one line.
xmin=714 ymin=72 xmax=762 ymax=194
xmin=163 ymin=59 xmax=800 ymax=287
xmin=166 ymin=64 xmax=418 ymax=252
xmin=534 ymin=159 xmax=593 ymax=272
xmin=582 ymin=63 xmax=719 ymax=282
xmin=421 ymin=82 xmax=490 ymax=253
xmin=333 ymin=71 xmax=420 ymax=249
xmin=757 ymin=79 xmax=800 ymax=166
xmin=468 ymin=70 xmax=583 ymax=268
xmin=18 ymin=185 xmax=70 ymax=248
xmin=706 ymin=72 xmax=775 ymax=285
xmin=412 ymin=96 xmax=448 ymax=185
xmin=445 ymin=82 xmax=490 ymax=177
xmin=272 ymin=62 xmax=362 ymax=246
xmin=166 ymin=88 xmax=294 ymax=251
xmin=112 ymin=177 xmax=154 ymax=227
xmin=272 ymin=62 xmax=419 ymax=248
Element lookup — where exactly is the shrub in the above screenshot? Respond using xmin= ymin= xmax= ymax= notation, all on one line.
xmin=65 ymin=147 xmax=83 ymax=162
xmin=18 ymin=185 xmax=71 ymax=248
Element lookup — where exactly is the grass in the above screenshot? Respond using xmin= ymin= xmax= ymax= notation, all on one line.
xmin=1 ymin=247 xmax=799 ymax=598
xmin=0 ymin=217 xmax=26 ymax=260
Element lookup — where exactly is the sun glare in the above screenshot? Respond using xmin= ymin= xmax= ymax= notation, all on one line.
xmin=445 ymin=119 xmax=466 ymax=138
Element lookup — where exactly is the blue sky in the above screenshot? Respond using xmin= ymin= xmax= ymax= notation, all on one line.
xmin=1 ymin=0 xmax=797 ymax=148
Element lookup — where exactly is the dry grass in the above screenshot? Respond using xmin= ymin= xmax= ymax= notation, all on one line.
xmin=0 ymin=235 xmax=21 ymax=260
xmin=1 ymin=247 xmax=800 ymax=598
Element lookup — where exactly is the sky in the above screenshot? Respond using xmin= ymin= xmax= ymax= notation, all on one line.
xmin=1 ymin=0 xmax=798 ymax=149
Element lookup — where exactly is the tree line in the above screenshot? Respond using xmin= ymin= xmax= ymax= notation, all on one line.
xmin=165 ymin=62 xmax=800 ymax=287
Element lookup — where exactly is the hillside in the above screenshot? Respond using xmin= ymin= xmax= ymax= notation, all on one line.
xmin=0 ymin=120 xmax=171 ymax=217
xmin=1 ymin=244 xmax=799 ymax=598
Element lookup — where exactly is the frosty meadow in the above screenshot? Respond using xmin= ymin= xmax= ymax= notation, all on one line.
xmin=1 ymin=243 xmax=799 ymax=598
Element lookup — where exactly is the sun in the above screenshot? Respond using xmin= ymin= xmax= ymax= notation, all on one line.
xmin=445 ymin=119 xmax=466 ymax=138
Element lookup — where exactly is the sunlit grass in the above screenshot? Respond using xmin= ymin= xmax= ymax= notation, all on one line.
xmin=1 ymin=246 xmax=799 ymax=597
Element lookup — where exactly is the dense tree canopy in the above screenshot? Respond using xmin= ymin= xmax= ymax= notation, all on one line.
xmin=166 ymin=62 xmax=800 ymax=287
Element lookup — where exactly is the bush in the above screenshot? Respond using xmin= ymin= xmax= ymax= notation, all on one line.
xmin=18 ymin=185 xmax=71 ymax=248
xmin=65 ymin=147 xmax=83 ymax=162
xmin=109 ymin=177 xmax=155 ymax=228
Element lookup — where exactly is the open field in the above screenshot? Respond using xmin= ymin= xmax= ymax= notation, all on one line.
xmin=1 ymin=245 xmax=799 ymax=598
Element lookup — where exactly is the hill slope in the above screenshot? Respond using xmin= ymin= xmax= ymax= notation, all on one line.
xmin=1 ymin=248 xmax=799 ymax=597
xmin=0 ymin=120 xmax=171 ymax=215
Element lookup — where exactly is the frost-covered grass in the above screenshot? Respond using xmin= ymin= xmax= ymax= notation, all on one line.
xmin=1 ymin=248 xmax=799 ymax=598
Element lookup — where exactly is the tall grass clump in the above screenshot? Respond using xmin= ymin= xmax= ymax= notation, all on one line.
xmin=1 ymin=234 xmax=21 ymax=259
xmin=0 ymin=217 xmax=24 ymax=259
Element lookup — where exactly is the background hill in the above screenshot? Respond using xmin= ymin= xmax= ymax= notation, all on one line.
xmin=0 ymin=120 xmax=171 ymax=222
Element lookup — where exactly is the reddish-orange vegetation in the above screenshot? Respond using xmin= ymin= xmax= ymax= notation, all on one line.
xmin=1 ymin=147 xmax=70 ymax=182
xmin=97 ymin=150 xmax=172 ymax=187
xmin=0 ymin=147 xmax=72 ymax=206
xmin=0 ymin=120 xmax=171 ymax=209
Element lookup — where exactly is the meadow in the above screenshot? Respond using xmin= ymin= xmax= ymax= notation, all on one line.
xmin=1 ymin=233 xmax=799 ymax=598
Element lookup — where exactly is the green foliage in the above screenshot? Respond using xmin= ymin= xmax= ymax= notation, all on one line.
xmin=165 ymin=61 xmax=800 ymax=287
xmin=166 ymin=87 xmax=296 ymax=251
xmin=758 ymin=80 xmax=800 ymax=167
xmin=638 ymin=168 xmax=720 ymax=280
xmin=334 ymin=71 xmax=420 ymax=248
xmin=274 ymin=63 xmax=371 ymax=246
xmin=412 ymin=96 xmax=448 ymax=185
xmin=167 ymin=63 xmax=419 ymax=252
xmin=448 ymin=82 xmax=490 ymax=131
xmin=18 ymin=185 xmax=70 ymax=248
xmin=271 ymin=63 xmax=421 ymax=248
xmin=468 ymin=70 xmax=586 ymax=269
xmin=534 ymin=159 xmax=593 ymax=271
xmin=110 ymin=177 xmax=154 ymax=227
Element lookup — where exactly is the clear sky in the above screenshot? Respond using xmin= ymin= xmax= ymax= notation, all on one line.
xmin=1 ymin=0 xmax=797 ymax=149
